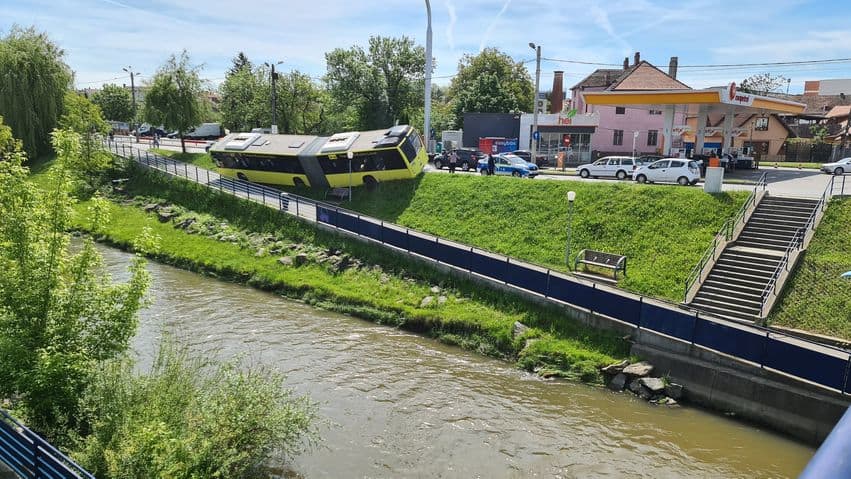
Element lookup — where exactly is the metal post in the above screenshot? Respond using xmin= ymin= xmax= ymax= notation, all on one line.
xmin=529 ymin=43 xmax=541 ymax=161
xmin=347 ymin=150 xmax=354 ymax=201
xmin=424 ymin=0 xmax=433 ymax=153
xmin=566 ymin=191 xmax=576 ymax=268
xmin=123 ymin=67 xmax=138 ymax=143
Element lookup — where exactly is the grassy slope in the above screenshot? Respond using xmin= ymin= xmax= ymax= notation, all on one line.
xmin=283 ymin=174 xmax=747 ymax=302
xmin=151 ymin=149 xmax=217 ymax=171
xmin=769 ymin=197 xmax=851 ymax=339
xmin=28 ymin=161 xmax=629 ymax=383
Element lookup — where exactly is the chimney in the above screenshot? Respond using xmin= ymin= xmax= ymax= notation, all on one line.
xmin=633 ymin=51 xmax=640 ymax=66
xmin=803 ymin=80 xmax=820 ymax=97
xmin=623 ymin=57 xmax=629 ymax=69
xmin=668 ymin=56 xmax=679 ymax=79
xmin=551 ymin=71 xmax=564 ymax=113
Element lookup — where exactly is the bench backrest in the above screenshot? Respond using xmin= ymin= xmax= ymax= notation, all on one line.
xmin=581 ymin=250 xmax=624 ymax=266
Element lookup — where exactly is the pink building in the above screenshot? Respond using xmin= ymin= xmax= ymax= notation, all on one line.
xmin=571 ymin=53 xmax=688 ymax=157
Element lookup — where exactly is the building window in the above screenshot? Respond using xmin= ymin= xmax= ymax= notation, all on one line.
xmin=613 ymin=129 xmax=624 ymax=146
xmin=649 ymin=109 xmax=662 ymax=115
xmin=647 ymin=130 xmax=658 ymax=146
xmin=615 ymin=107 xmax=626 ymax=115
xmin=754 ymin=117 xmax=769 ymax=131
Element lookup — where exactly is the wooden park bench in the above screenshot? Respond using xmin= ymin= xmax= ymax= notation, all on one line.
xmin=325 ymin=187 xmax=351 ymax=201
xmin=574 ymin=249 xmax=627 ymax=280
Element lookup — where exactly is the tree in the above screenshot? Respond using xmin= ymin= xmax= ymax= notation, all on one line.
xmin=92 ymin=84 xmax=134 ymax=122
xmin=228 ymin=51 xmax=252 ymax=75
xmin=276 ymin=70 xmax=332 ymax=134
xmin=0 ymin=26 xmax=73 ymax=159
xmin=143 ymin=51 xmax=204 ymax=153
xmin=59 ymin=92 xmax=113 ymax=190
xmin=220 ymin=58 xmax=271 ymax=132
xmin=325 ymin=36 xmax=426 ymax=130
xmin=448 ymin=48 xmax=533 ymax=127
xmin=739 ymin=73 xmax=790 ymax=95
xmin=0 ymin=127 xmax=151 ymax=439
xmin=0 ymin=115 xmax=23 ymax=159
xmin=453 ymin=72 xmax=519 ymax=121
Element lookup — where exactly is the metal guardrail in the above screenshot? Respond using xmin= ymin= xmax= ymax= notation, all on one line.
xmin=107 ymin=142 xmax=851 ymax=394
xmin=683 ymin=172 xmax=767 ymax=302
xmin=0 ymin=409 xmax=94 ymax=479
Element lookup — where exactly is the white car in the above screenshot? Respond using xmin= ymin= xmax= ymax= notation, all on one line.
xmin=821 ymin=157 xmax=851 ymax=175
xmin=633 ymin=158 xmax=701 ymax=185
xmin=577 ymin=156 xmax=641 ymax=180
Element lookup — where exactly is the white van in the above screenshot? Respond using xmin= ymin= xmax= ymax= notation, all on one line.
xmin=184 ymin=123 xmax=225 ymax=140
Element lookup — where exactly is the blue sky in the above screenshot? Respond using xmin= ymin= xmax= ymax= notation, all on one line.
xmin=4 ymin=0 xmax=851 ymax=93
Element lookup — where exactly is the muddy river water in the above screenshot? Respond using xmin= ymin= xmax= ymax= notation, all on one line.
xmin=98 ymin=245 xmax=813 ymax=478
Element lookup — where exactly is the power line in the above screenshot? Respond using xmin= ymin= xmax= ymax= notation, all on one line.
xmin=541 ymin=56 xmax=851 ymax=69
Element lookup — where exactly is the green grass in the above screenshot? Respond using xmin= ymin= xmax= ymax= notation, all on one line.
xmin=151 ymin=149 xmax=217 ymax=171
xmin=283 ymin=174 xmax=748 ymax=302
xmin=29 ymin=162 xmax=629 ymax=384
xmin=769 ymin=197 xmax=851 ymax=339
xmin=764 ymin=162 xmax=822 ymax=170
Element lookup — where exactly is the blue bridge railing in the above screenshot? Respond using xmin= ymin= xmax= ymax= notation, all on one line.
xmin=0 ymin=409 xmax=94 ymax=479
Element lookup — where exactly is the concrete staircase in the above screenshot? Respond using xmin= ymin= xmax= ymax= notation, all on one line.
xmin=689 ymin=196 xmax=820 ymax=322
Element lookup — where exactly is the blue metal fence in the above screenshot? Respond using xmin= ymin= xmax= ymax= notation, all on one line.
xmin=111 ymin=142 xmax=851 ymax=396
xmin=0 ymin=409 xmax=94 ymax=479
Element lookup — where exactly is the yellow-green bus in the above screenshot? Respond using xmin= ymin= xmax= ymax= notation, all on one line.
xmin=209 ymin=125 xmax=426 ymax=189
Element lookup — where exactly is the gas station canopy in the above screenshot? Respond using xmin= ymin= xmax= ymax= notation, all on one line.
xmin=582 ymin=84 xmax=806 ymax=115
xmin=581 ymin=83 xmax=806 ymax=155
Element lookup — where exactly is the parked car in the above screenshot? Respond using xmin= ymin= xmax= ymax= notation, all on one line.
xmin=135 ymin=124 xmax=168 ymax=138
xmin=576 ymin=156 xmax=642 ymax=180
xmin=250 ymin=127 xmax=274 ymax=134
xmin=637 ymin=154 xmax=664 ymax=164
xmin=821 ymin=157 xmax=851 ymax=175
xmin=633 ymin=159 xmax=701 ymax=185
xmin=477 ymin=153 xmax=538 ymax=178
xmin=433 ymin=148 xmax=486 ymax=171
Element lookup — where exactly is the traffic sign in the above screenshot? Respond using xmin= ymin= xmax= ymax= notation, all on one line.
xmin=533 ymin=131 xmax=540 ymax=141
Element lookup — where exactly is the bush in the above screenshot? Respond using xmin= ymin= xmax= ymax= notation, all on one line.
xmin=75 ymin=340 xmax=318 ymax=479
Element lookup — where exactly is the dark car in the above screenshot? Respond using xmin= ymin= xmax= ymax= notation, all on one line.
xmin=433 ymin=148 xmax=486 ymax=171
xmin=510 ymin=150 xmax=532 ymax=162
xmin=637 ymin=155 xmax=664 ymax=164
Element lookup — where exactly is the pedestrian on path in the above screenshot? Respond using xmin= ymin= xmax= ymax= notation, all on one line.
xmin=487 ymin=154 xmax=495 ymax=175
xmin=449 ymin=150 xmax=457 ymax=174
xmin=153 ymin=133 xmax=160 ymax=148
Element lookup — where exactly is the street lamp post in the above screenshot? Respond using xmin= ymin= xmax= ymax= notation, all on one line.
xmin=265 ymin=61 xmax=284 ymax=134
xmin=566 ymin=191 xmax=576 ymax=268
xmin=529 ymin=42 xmax=541 ymax=163
xmin=122 ymin=66 xmax=138 ymax=141
xmin=346 ymin=150 xmax=354 ymax=201
xmin=424 ymin=0 xmax=433 ymax=153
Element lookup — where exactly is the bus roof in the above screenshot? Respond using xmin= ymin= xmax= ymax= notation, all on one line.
xmin=209 ymin=125 xmax=414 ymax=157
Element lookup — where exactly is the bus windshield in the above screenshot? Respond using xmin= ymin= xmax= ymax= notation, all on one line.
xmin=400 ymin=131 xmax=423 ymax=163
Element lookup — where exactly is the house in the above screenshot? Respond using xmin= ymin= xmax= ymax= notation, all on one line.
xmin=681 ymin=112 xmax=796 ymax=160
xmin=570 ymin=53 xmax=688 ymax=158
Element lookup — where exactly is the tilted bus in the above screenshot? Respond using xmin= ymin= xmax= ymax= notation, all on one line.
xmin=208 ymin=125 xmax=426 ymax=189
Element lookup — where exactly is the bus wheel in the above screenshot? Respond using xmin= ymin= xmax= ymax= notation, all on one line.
xmin=293 ymin=178 xmax=306 ymax=188
xmin=237 ymin=172 xmax=248 ymax=181
xmin=364 ymin=176 xmax=378 ymax=190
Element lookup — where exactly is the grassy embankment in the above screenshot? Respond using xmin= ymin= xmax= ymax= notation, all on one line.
xmin=769 ymin=197 xmax=851 ymax=340
xmin=29 ymin=157 xmax=629 ymax=384
xmin=279 ymin=173 xmax=747 ymax=302
xmin=151 ymin=148 xmax=217 ymax=170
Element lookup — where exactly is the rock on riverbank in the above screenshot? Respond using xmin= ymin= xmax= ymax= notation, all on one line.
xmin=601 ymin=360 xmax=683 ymax=406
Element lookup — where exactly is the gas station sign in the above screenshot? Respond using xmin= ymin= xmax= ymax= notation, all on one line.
xmin=720 ymin=82 xmax=755 ymax=107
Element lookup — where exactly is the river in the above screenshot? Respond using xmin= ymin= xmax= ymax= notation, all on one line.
xmin=97 ymin=245 xmax=813 ymax=478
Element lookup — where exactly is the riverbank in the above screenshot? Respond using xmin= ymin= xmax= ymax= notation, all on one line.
xmin=31 ymin=158 xmax=629 ymax=384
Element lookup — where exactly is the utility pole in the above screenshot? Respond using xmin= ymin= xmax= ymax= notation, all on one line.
xmin=123 ymin=66 xmax=138 ymax=141
xmin=529 ymin=43 xmax=541 ymax=163
xmin=266 ymin=61 xmax=283 ymax=134
xmin=424 ymin=0 xmax=433 ymax=153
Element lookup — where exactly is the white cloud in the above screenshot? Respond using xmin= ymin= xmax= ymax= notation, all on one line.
xmin=479 ymin=0 xmax=513 ymax=52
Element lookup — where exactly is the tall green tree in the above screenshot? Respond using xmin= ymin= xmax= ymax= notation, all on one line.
xmin=228 ymin=51 xmax=252 ymax=75
xmin=0 ymin=127 xmax=151 ymax=439
xmin=143 ymin=51 xmax=203 ymax=153
xmin=59 ymin=92 xmax=113 ymax=190
xmin=92 ymin=84 xmax=134 ymax=122
xmin=448 ymin=48 xmax=533 ymax=127
xmin=0 ymin=26 xmax=73 ymax=159
xmin=220 ymin=56 xmax=270 ymax=132
xmin=276 ymin=70 xmax=331 ymax=134
xmin=0 ymin=115 xmax=23 ymax=158
xmin=325 ymin=36 xmax=426 ymax=130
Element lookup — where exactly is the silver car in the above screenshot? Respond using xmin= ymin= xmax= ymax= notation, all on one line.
xmin=821 ymin=157 xmax=851 ymax=175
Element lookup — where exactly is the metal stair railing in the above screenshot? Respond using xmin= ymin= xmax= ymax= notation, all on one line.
xmin=683 ymin=172 xmax=767 ymax=303
xmin=0 ymin=409 xmax=94 ymax=479
xmin=758 ymin=175 xmax=836 ymax=318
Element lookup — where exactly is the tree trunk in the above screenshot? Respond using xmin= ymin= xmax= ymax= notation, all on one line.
xmin=180 ymin=132 xmax=186 ymax=153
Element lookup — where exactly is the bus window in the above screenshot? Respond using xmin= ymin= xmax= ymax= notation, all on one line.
xmin=399 ymin=132 xmax=422 ymax=163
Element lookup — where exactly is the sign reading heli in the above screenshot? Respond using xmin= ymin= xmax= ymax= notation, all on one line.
xmin=720 ymin=82 xmax=755 ymax=106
